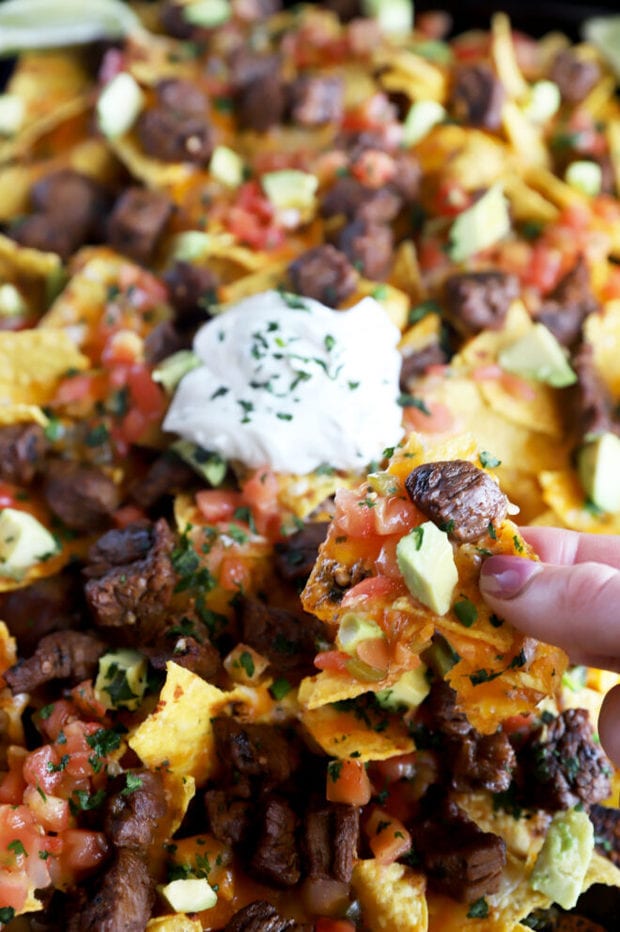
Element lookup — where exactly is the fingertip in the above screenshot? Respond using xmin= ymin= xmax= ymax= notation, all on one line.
xmin=598 ymin=684 xmax=620 ymax=770
xmin=479 ymin=555 xmax=542 ymax=600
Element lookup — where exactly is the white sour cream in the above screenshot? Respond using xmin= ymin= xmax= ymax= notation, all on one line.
xmin=163 ymin=290 xmax=403 ymax=473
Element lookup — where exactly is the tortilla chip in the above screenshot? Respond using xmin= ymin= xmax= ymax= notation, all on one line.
xmin=0 ymin=233 xmax=61 ymax=280
xmin=540 ymin=470 xmax=620 ymax=534
xmin=503 ymin=175 xmax=560 ymax=224
xmin=0 ymin=405 xmax=48 ymax=427
xmin=129 ymin=662 xmax=245 ymax=785
xmin=347 ymin=278 xmax=410 ymax=331
xmin=277 ymin=470 xmax=355 ymax=520
xmin=109 ymin=133 xmax=196 ymax=189
xmin=503 ymin=101 xmax=550 ymax=168
xmin=584 ymin=299 xmax=620 ymax=397
xmin=171 ymin=230 xmax=268 ymax=273
xmin=390 ymin=240 xmax=424 ymax=303
xmin=375 ymin=49 xmax=447 ymax=103
xmin=490 ymin=13 xmax=529 ymax=100
xmin=146 ymin=911 xmax=205 ymax=932
xmin=219 ymin=261 xmax=290 ymax=305
xmin=301 ymin=702 xmax=414 ymax=761
xmin=0 ymin=329 xmax=88 ymax=407
xmin=352 ymin=860 xmax=428 ymax=932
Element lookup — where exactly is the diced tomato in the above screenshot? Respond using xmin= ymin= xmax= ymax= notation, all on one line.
xmin=341 ymin=575 xmax=399 ymax=608
xmin=375 ymin=535 xmax=402 ymax=579
xmin=219 ymin=554 xmax=252 ymax=592
xmin=50 ymin=829 xmax=109 ymax=885
xmin=225 ymin=181 xmax=284 ymax=251
xmin=314 ymin=650 xmax=350 ymax=674
xmin=351 ymin=150 xmax=396 ymax=188
xmin=101 ymin=329 xmax=143 ymax=366
xmin=196 ymin=489 xmax=245 ymax=524
xmin=315 ymin=920 xmax=356 ymax=932
xmin=371 ymin=496 xmax=421 ymax=536
xmin=364 ymin=808 xmax=412 ymax=864
xmin=433 ymin=179 xmax=472 ymax=217
xmin=502 ymin=712 xmax=536 ymax=736
xmin=522 ymin=242 xmax=563 ymax=294
xmin=371 ymin=753 xmax=417 ymax=784
xmin=418 ymin=236 xmax=448 ymax=273
xmin=355 ymin=637 xmax=390 ymax=673
xmin=0 ymin=764 xmax=26 ymax=806
xmin=451 ymin=31 xmax=491 ymax=61
xmin=23 ymin=786 xmax=70 ymax=834
xmin=499 ymin=371 xmax=536 ymax=401
xmin=70 ymin=680 xmax=108 ymax=721
xmin=0 ymin=483 xmax=19 ymax=509
xmin=602 ymin=264 xmax=620 ymax=301
xmin=54 ymin=373 xmax=103 ymax=406
xmin=23 ymin=745 xmax=65 ymax=797
xmin=117 ymin=264 xmax=168 ymax=311
xmin=241 ymin=468 xmax=280 ymax=538
xmin=113 ymin=504 xmax=147 ymax=529
xmin=333 ymin=488 xmax=378 ymax=538
xmin=116 ymin=364 xmax=166 ymax=445
xmin=402 ymin=399 xmax=454 ymax=434
xmin=37 ymin=700 xmax=79 ymax=743
xmin=0 ymin=804 xmax=53 ymax=899
xmin=326 ymin=759 xmax=372 ymax=806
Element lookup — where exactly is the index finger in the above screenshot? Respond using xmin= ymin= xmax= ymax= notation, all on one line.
xmin=521 ymin=526 xmax=620 ymax=571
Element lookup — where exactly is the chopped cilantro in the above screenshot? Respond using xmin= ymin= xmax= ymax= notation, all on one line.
xmin=39 ymin=704 xmax=54 ymax=720
xmin=0 ymin=907 xmax=15 ymax=923
xmin=239 ymin=651 xmax=255 ymax=678
xmin=327 ymin=760 xmax=343 ymax=782
xmin=487 ymin=522 xmax=497 ymax=540
xmin=467 ymin=897 xmax=489 ymax=919
xmin=508 ymin=649 xmax=527 ymax=669
xmin=86 ymin=726 xmax=124 ymax=761
xmin=70 ymin=789 xmax=106 ymax=813
xmin=479 ymin=451 xmax=501 ymax=468
xmin=269 ymin=678 xmax=292 ymax=701
xmin=233 ymin=506 xmax=257 ymax=533
xmin=46 ymin=754 xmax=69 ymax=773
xmin=324 ymin=334 xmax=336 ymax=352
xmin=411 ymin=526 xmax=424 ymax=550
xmin=84 ymin=423 xmax=109 ymax=447
xmin=469 ymin=668 xmax=501 ymax=686
xmin=513 ymin=535 xmax=524 ymax=553
xmin=408 ymin=300 xmax=441 ymax=325
xmin=8 ymin=839 xmax=27 ymax=858
xmin=122 ymin=773 xmax=144 ymax=796
xmin=277 ymin=289 xmax=309 ymax=310
xmin=397 ymin=394 xmax=431 ymax=415
xmin=454 ymin=598 xmax=478 ymax=627
xmin=227 ymin=524 xmax=248 ymax=544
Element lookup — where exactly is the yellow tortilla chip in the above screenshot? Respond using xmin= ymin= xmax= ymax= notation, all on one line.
xmin=129 ymin=662 xmax=242 ymax=785
xmin=301 ymin=703 xmax=414 ymax=761
xmin=0 ymin=233 xmax=61 ymax=280
xmin=0 ymin=405 xmax=48 ymax=427
xmin=108 ymin=133 xmax=196 ymax=190
xmin=540 ymin=469 xmax=620 ymax=534
xmin=0 ymin=329 xmax=88 ymax=407
xmin=375 ymin=48 xmax=447 ymax=103
xmin=146 ymin=919 xmax=202 ymax=932
xmin=390 ymin=239 xmax=424 ymax=303
xmin=219 ymin=261 xmax=290 ymax=305
xmin=584 ymin=299 xmax=620 ymax=397
xmin=352 ymin=860 xmax=428 ymax=932
xmin=503 ymin=175 xmax=560 ymax=224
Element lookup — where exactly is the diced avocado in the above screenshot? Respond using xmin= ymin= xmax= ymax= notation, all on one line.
xmin=402 ymin=100 xmax=446 ymax=147
xmin=96 ymin=72 xmax=144 ymax=139
xmin=261 ymin=170 xmax=318 ymax=213
xmin=183 ymin=0 xmax=231 ymax=28
xmin=577 ymin=431 xmax=620 ymax=513
xmin=583 ymin=16 xmax=620 ymax=80
xmin=530 ymin=809 xmax=594 ymax=910
xmin=396 ymin=522 xmax=458 ymax=616
xmin=210 ymin=145 xmax=244 ymax=189
xmin=362 ymin=0 xmax=413 ymax=34
xmin=447 ymin=185 xmax=511 ymax=263
xmin=152 ymin=350 xmax=201 ymax=393
xmin=95 ymin=648 xmax=147 ymax=711
xmin=337 ymin=612 xmax=385 ymax=656
xmin=159 ymin=877 xmax=218 ymax=913
xmin=565 ymin=160 xmax=602 ymax=197
xmin=0 ymin=93 xmax=24 ymax=136
xmin=0 ymin=508 xmax=58 ymax=577
xmin=376 ymin=666 xmax=431 ymax=711
xmin=522 ymin=80 xmax=561 ymax=124
xmin=562 ymin=665 xmax=588 ymax=692
xmin=171 ymin=441 xmax=227 ymax=487
xmin=0 ymin=283 xmax=26 ymax=317
xmin=498 ymin=323 xmax=577 ymax=388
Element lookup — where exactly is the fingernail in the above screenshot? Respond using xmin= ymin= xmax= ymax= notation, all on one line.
xmin=480 ymin=556 xmax=542 ymax=599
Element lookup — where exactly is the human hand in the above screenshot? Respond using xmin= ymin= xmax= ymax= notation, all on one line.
xmin=479 ymin=526 xmax=620 ymax=766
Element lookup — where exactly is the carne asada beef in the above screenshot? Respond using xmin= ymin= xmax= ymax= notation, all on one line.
xmin=137 ymin=79 xmax=214 ymax=164
xmin=159 ymin=0 xmax=200 ymax=39
xmin=250 ymin=794 xmax=301 ymax=887
xmin=400 ymin=343 xmax=448 ymax=390
xmin=535 ymin=257 xmax=599 ymax=348
xmin=518 ymin=708 xmax=611 ymax=811
xmin=321 ymin=176 xmax=402 ymax=225
xmin=163 ymin=259 xmax=218 ymax=325
xmin=4 ymin=630 xmax=106 ymax=694
xmin=412 ymin=797 xmax=506 ymax=901
xmin=421 ymin=680 xmax=471 ymax=737
xmin=67 ymin=848 xmax=155 ymax=932
xmin=550 ymin=50 xmax=601 ymax=105
xmin=0 ymin=569 xmax=84 ymax=656
xmin=571 ymin=341 xmax=620 ymax=440
xmin=289 ymin=75 xmax=344 ymax=126
xmin=211 ymin=718 xmax=297 ymax=796
xmin=144 ymin=632 xmax=222 ymax=681
xmin=43 ymin=460 xmax=121 ymax=532
xmin=274 ymin=521 xmax=330 ymax=586
xmin=337 ymin=218 xmax=394 ymax=280
xmin=205 ymin=789 xmax=253 ymax=845
xmin=106 ymin=187 xmax=174 ymax=265
xmin=302 ymin=801 xmax=359 ymax=882
xmin=11 ymin=169 xmax=109 ymax=260
xmin=287 ymin=244 xmax=358 ymax=307
xmin=223 ymin=900 xmax=303 ymax=932
xmin=143 ymin=319 xmax=190 ymax=364
xmin=84 ymin=523 xmax=154 ymax=577
xmin=236 ymin=596 xmax=327 ymax=680
xmin=444 ymin=271 xmax=519 ymax=335
xmin=84 ymin=518 xmax=176 ymax=641
xmin=0 ymin=422 xmax=47 ymax=485
xmin=104 ymin=770 xmax=167 ymax=850
xmin=450 ymin=63 xmax=505 ymax=130
xmin=405 ymin=460 xmax=509 ymax=542
xmin=130 ymin=451 xmax=197 ymax=510
xmin=230 ymin=52 xmax=286 ymax=132
xmin=589 ymin=804 xmax=620 ymax=867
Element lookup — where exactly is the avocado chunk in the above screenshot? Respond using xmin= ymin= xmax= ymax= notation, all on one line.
xmin=0 ymin=508 xmax=58 ymax=577
xmin=0 ymin=93 xmax=24 ymax=136
xmin=498 ymin=323 xmax=577 ymax=388
xmin=577 ymin=431 xmax=620 ymax=513
xmin=403 ymin=100 xmax=446 ymax=147
xmin=210 ymin=145 xmax=244 ymax=189
xmin=362 ymin=0 xmax=413 ymax=33
xmin=159 ymin=877 xmax=218 ymax=913
xmin=447 ymin=184 xmax=511 ymax=263
xmin=96 ymin=72 xmax=144 ymax=139
xmin=0 ymin=283 xmax=26 ymax=318
xmin=376 ymin=666 xmax=431 ymax=711
xmin=171 ymin=440 xmax=227 ymax=487
xmin=153 ymin=350 xmax=201 ymax=393
xmin=522 ymin=80 xmax=560 ymax=123
xmin=95 ymin=648 xmax=147 ymax=711
xmin=184 ymin=0 xmax=231 ymax=28
xmin=530 ymin=808 xmax=594 ymax=909
xmin=565 ymin=160 xmax=602 ymax=197
xmin=337 ymin=612 xmax=385 ymax=656
xmin=396 ymin=522 xmax=458 ymax=616
xmin=261 ymin=170 xmax=318 ymax=213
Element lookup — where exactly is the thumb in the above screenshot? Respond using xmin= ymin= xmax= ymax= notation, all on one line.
xmin=479 ymin=555 xmax=620 ymax=667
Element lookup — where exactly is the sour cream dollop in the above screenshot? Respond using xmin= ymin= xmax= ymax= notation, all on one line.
xmin=163 ymin=290 xmax=403 ymax=473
